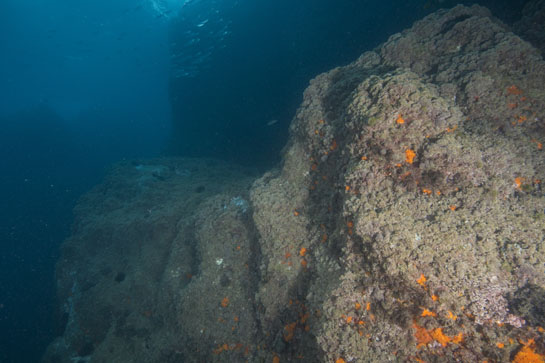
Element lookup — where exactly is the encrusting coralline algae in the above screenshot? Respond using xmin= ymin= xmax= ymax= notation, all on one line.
xmin=43 ymin=4 xmax=545 ymax=363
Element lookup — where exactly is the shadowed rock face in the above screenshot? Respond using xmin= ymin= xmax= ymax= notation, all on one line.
xmin=42 ymin=158 xmax=261 ymax=363
xmin=514 ymin=0 xmax=545 ymax=57
xmin=43 ymin=5 xmax=545 ymax=363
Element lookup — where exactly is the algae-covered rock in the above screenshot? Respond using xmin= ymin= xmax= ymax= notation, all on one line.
xmin=277 ymin=5 xmax=544 ymax=362
xmin=44 ymin=4 xmax=545 ymax=363
xmin=253 ymin=4 xmax=545 ymax=362
xmin=42 ymin=158 xmax=261 ymax=363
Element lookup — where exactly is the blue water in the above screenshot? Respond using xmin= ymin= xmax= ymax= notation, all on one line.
xmin=0 ymin=0 xmax=530 ymax=361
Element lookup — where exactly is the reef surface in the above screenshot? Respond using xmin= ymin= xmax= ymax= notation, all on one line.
xmin=43 ymin=5 xmax=545 ymax=363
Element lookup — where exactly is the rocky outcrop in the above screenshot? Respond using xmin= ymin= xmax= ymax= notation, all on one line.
xmin=44 ymin=5 xmax=545 ymax=363
xmin=42 ymin=159 xmax=260 ymax=362
xmin=261 ymin=5 xmax=545 ymax=361
xmin=275 ymin=6 xmax=545 ymax=361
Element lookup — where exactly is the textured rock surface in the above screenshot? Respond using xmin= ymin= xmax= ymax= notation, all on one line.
xmin=44 ymin=5 xmax=545 ymax=363
xmin=42 ymin=158 xmax=260 ymax=362
xmin=273 ymin=5 xmax=545 ymax=361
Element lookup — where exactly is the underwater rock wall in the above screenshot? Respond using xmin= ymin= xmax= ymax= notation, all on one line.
xmin=42 ymin=158 xmax=260 ymax=362
xmin=44 ymin=5 xmax=545 ymax=363
xmin=269 ymin=4 xmax=545 ymax=361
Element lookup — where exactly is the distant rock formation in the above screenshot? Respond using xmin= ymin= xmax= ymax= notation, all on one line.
xmin=43 ymin=5 xmax=545 ymax=362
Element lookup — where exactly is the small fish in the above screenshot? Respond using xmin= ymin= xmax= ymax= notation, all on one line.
xmin=197 ymin=19 xmax=209 ymax=27
xmin=266 ymin=119 xmax=278 ymax=126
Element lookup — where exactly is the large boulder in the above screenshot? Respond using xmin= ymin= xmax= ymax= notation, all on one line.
xmin=257 ymin=4 xmax=545 ymax=361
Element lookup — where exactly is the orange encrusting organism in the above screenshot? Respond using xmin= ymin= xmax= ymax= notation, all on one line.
xmin=283 ymin=322 xmax=297 ymax=342
xmin=512 ymin=339 xmax=545 ymax=363
xmin=400 ymin=171 xmax=411 ymax=180
xmin=531 ymin=139 xmax=543 ymax=150
xmin=446 ymin=311 xmax=457 ymax=321
xmin=355 ymin=302 xmax=361 ymax=310
xmin=413 ymin=321 xmax=463 ymax=349
xmin=213 ymin=342 xmax=246 ymax=355
xmin=421 ymin=308 xmax=436 ymax=317
xmin=413 ymin=321 xmax=433 ymax=348
xmin=431 ymin=328 xmax=463 ymax=347
xmin=507 ymin=85 xmax=523 ymax=95
xmin=213 ymin=343 xmax=231 ymax=354
xmin=405 ymin=149 xmax=416 ymax=164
